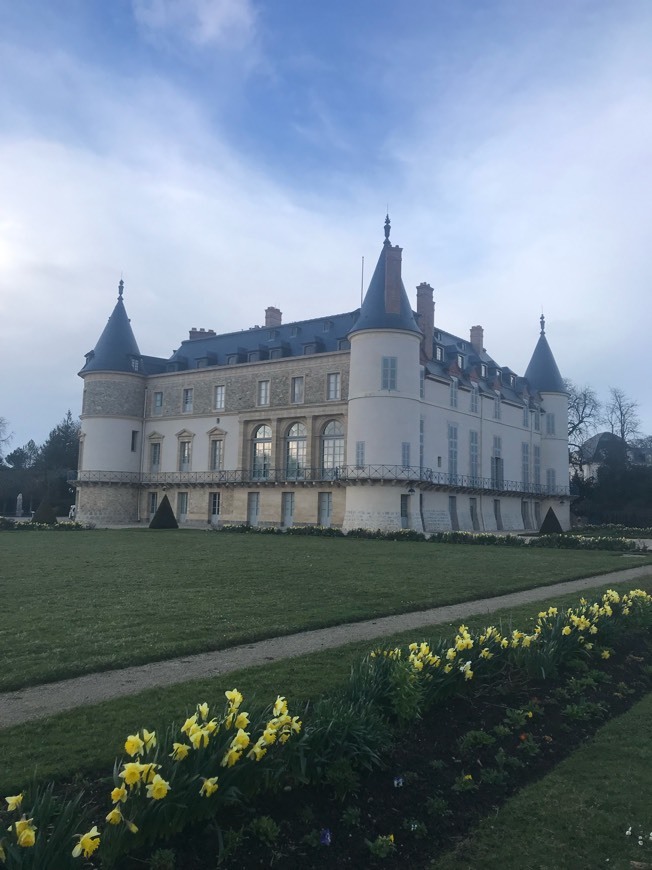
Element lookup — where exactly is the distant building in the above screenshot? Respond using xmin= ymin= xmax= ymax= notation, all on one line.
xmin=75 ymin=219 xmax=570 ymax=532
xmin=577 ymin=432 xmax=652 ymax=479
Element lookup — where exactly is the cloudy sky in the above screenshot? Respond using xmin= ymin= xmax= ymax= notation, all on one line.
xmin=1 ymin=0 xmax=652 ymax=449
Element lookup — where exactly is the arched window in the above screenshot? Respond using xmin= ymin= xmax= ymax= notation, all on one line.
xmin=321 ymin=420 xmax=344 ymax=478
xmin=252 ymin=424 xmax=272 ymax=480
xmin=286 ymin=422 xmax=307 ymax=479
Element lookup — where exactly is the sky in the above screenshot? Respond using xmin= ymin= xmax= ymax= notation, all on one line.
xmin=1 ymin=0 xmax=652 ymax=450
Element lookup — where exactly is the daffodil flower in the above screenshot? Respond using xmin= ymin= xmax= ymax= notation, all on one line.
xmin=72 ymin=825 xmax=100 ymax=859
xmin=5 ymin=793 xmax=23 ymax=812
xmin=145 ymin=774 xmax=170 ymax=800
xmin=200 ymin=777 xmax=219 ymax=797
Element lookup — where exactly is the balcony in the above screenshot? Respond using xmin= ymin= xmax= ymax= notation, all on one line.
xmin=73 ymin=466 xmax=570 ymax=498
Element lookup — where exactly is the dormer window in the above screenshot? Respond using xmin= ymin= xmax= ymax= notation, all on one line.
xmin=227 ymin=354 xmax=239 ymax=365
xmin=481 ymin=364 xmax=487 ymax=378
xmin=323 ymin=320 xmax=332 ymax=332
xmin=291 ymin=326 xmax=301 ymax=337
xmin=457 ymin=354 xmax=464 ymax=369
xmin=510 ymin=374 xmax=515 ymax=387
xmin=435 ymin=346 xmax=443 ymax=362
xmin=268 ymin=329 xmax=279 ymax=340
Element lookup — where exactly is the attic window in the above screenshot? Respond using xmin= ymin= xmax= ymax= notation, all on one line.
xmin=248 ymin=351 xmax=261 ymax=362
xmin=457 ymin=354 xmax=464 ymax=369
xmin=268 ymin=329 xmax=279 ymax=340
xmin=435 ymin=347 xmax=443 ymax=362
xmin=303 ymin=343 xmax=317 ymax=355
xmin=323 ymin=320 xmax=332 ymax=332
xmin=270 ymin=347 xmax=282 ymax=359
xmin=130 ymin=358 xmax=140 ymax=372
xmin=291 ymin=326 xmax=301 ymax=337
xmin=481 ymin=364 xmax=487 ymax=378
xmin=227 ymin=354 xmax=239 ymax=365
xmin=338 ymin=339 xmax=350 ymax=351
xmin=510 ymin=374 xmax=515 ymax=386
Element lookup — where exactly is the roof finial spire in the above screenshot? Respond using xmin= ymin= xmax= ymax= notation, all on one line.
xmin=118 ymin=278 xmax=124 ymax=300
xmin=540 ymin=312 xmax=545 ymax=335
xmin=384 ymin=213 xmax=391 ymax=243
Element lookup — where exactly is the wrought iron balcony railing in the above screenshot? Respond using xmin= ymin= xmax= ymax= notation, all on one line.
xmin=73 ymin=466 xmax=570 ymax=497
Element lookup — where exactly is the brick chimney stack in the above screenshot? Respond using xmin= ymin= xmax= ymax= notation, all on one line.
xmin=265 ymin=307 xmax=282 ymax=327
xmin=416 ymin=282 xmax=435 ymax=360
xmin=188 ymin=327 xmax=217 ymax=341
xmin=470 ymin=325 xmax=484 ymax=355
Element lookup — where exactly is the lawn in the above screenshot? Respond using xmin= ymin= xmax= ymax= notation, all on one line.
xmin=2 ymin=529 xmax=650 ymax=691
xmin=1 ymin=577 xmax=650 ymax=793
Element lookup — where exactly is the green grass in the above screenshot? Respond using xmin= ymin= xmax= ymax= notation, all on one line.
xmin=430 ymin=692 xmax=652 ymax=870
xmin=2 ymin=577 xmax=650 ymax=793
xmin=3 ymin=530 xmax=650 ymax=691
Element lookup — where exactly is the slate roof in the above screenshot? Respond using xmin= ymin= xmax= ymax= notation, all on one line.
xmin=79 ymin=282 xmax=144 ymax=375
xmin=348 ymin=217 xmax=421 ymax=337
xmin=524 ymin=315 xmax=566 ymax=393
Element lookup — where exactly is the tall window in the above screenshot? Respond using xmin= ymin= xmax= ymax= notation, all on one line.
xmin=419 ymin=417 xmax=424 ymax=471
xmin=252 ymin=424 xmax=272 ymax=479
xmin=494 ymin=393 xmax=501 ymax=420
xmin=327 ymin=372 xmax=341 ymax=400
xmin=153 ymin=391 xmax=163 ymax=415
xmin=214 ymin=385 xmax=225 ymax=410
xmin=285 ymin=422 xmax=307 ymax=478
xmin=179 ymin=440 xmax=192 ymax=472
xmin=533 ymin=444 xmax=541 ymax=487
xmin=546 ymin=413 xmax=556 ymax=435
xmin=182 ymin=388 xmax=193 ymax=413
xmin=448 ymin=423 xmax=458 ymax=480
xmin=130 ymin=430 xmax=139 ymax=453
xmin=534 ymin=412 xmax=541 ymax=432
xmin=150 ymin=441 xmax=161 ymax=472
xmin=257 ymin=380 xmax=270 ymax=407
xmin=449 ymin=378 xmax=458 ymax=408
xmin=401 ymin=441 xmax=410 ymax=469
xmin=491 ymin=436 xmax=504 ymax=488
xmin=381 ymin=356 xmax=397 ymax=390
xmin=356 ymin=440 xmax=365 ymax=468
xmin=210 ymin=439 xmax=224 ymax=471
xmin=546 ymin=468 xmax=556 ymax=493
xmin=523 ymin=406 xmax=530 ymax=427
xmin=470 ymin=384 xmax=479 ymax=413
xmin=419 ymin=367 xmax=425 ymax=399
xmin=469 ymin=430 xmax=479 ymax=481
xmin=321 ymin=420 xmax=344 ymax=477
xmin=291 ymin=376 xmax=304 ymax=404
xmin=210 ymin=492 xmax=220 ymax=519
xmin=522 ymin=442 xmax=530 ymax=487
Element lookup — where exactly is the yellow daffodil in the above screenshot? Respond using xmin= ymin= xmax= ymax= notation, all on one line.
xmin=119 ymin=762 xmax=144 ymax=787
xmin=232 ymin=728 xmax=250 ymax=750
xmin=146 ymin=774 xmax=170 ymax=800
xmin=0 ymin=843 xmax=5 ymax=862
xmin=225 ymin=689 xmax=243 ymax=710
xmin=13 ymin=818 xmax=37 ymax=848
xmin=234 ymin=712 xmax=249 ymax=730
xmin=5 ymin=794 xmax=23 ymax=812
xmin=200 ymin=777 xmax=219 ymax=797
xmin=111 ymin=785 xmax=128 ymax=803
xmin=221 ymin=748 xmax=242 ymax=768
xmin=262 ymin=727 xmax=277 ymax=745
xmin=443 ymin=663 xmax=453 ymax=673
xmin=124 ymin=733 xmax=144 ymax=757
xmin=562 ymin=626 xmax=572 ymax=636
xmin=445 ymin=648 xmax=457 ymax=661
xmin=72 ymin=825 xmax=100 ymax=859
xmin=189 ymin=728 xmax=210 ymax=750
xmin=125 ymin=819 xmax=139 ymax=834
xmin=106 ymin=807 xmax=122 ymax=825
xmin=273 ymin=696 xmax=288 ymax=717
xmin=205 ymin=718 xmax=219 ymax=734
xmin=601 ymin=650 xmax=611 ymax=659
xmin=480 ymin=648 xmax=493 ymax=659
xmin=142 ymin=728 xmax=157 ymax=752
xmin=248 ymin=741 xmax=267 ymax=761
xmin=181 ymin=713 xmax=198 ymax=735
xmin=197 ymin=702 xmax=209 ymax=720
xmin=170 ymin=742 xmax=190 ymax=761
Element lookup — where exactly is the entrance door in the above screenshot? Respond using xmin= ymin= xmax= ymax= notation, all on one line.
xmin=448 ymin=495 xmax=459 ymax=530
xmin=469 ymin=497 xmax=480 ymax=531
xmin=317 ymin=492 xmax=332 ymax=527
xmin=400 ymin=494 xmax=409 ymax=529
xmin=247 ymin=492 xmax=259 ymax=527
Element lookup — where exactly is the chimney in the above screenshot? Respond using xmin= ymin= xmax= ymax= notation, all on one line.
xmin=416 ymin=282 xmax=435 ymax=360
xmin=470 ymin=325 xmax=484 ymax=355
xmin=188 ymin=327 xmax=217 ymax=341
xmin=265 ymin=306 xmax=282 ymax=327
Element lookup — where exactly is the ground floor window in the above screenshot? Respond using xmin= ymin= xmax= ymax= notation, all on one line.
xmin=148 ymin=492 xmax=158 ymax=518
xmin=449 ymin=495 xmax=459 ymax=531
xmin=209 ymin=492 xmax=220 ymax=522
xmin=177 ymin=492 xmax=188 ymax=521
xmin=247 ymin=492 xmax=260 ymax=526
xmin=493 ymin=498 xmax=503 ymax=531
xmin=318 ymin=491 xmax=332 ymax=527
xmin=469 ymin=497 xmax=480 ymax=531
xmin=281 ymin=492 xmax=295 ymax=527
xmin=521 ymin=499 xmax=532 ymax=530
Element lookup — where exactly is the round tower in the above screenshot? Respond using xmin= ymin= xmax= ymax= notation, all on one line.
xmin=343 ymin=218 xmax=423 ymax=531
xmin=76 ymin=280 xmax=147 ymax=525
xmin=524 ymin=314 xmax=570 ymax=530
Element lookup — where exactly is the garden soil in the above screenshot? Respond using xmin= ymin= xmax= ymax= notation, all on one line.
xmin=1 ymin=563 xmax=651 ymax=730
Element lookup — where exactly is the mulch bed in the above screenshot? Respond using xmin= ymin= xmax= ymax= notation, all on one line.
xmin=114 ymin=631 xmax=652 ymax=868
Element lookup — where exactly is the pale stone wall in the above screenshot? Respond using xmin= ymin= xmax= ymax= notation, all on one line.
xmin=77 ymin=485 xmax=140 ymax=525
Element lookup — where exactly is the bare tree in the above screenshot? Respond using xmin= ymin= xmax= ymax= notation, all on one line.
xmin=0 ymin=417 xmax=11 ymax=464
xmin=602 ymin=387 xmax=641 ymax=443
xmin=565 ymin=380 xmax=601 ymax=451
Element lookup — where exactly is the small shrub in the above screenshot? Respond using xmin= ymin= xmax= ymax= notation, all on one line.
xmin=248 ymin=816 xmax=280 ymax=847
xmin=457 ymin=729 xmax=496 ymax=756
xmin=365 ymin=833 xmax=396 ymax=859
xmin=32 ymin=498 xmax=57 ymax=525
xmin=148 ymin=495 xmax=178 ymax=530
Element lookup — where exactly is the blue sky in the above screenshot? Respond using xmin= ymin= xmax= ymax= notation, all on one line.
xmin=1 ymin=0 xmax=652 ymax=448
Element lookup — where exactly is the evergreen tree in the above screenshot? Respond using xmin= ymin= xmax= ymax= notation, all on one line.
xmin=149 ymin=495 xmax=179 ymax=529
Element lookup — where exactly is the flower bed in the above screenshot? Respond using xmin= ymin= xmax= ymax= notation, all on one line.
xmin=1 ymin=589 xmax=651 ymax=868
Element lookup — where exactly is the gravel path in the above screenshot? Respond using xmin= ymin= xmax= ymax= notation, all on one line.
xmin=2 ymin=563 xmax=651 ymax=730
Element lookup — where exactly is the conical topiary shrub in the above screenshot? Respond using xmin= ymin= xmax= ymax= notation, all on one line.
xmin=149 ymin=494 xmax=179 ymax=529
xmin=32 ymin=497 xmax=58 ymax=525
xmin=539 ymin=507 xmax=563 ymax=534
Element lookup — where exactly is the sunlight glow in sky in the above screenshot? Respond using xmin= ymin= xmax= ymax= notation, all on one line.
xmin=1 ymin=0 xmax=652 ymax=447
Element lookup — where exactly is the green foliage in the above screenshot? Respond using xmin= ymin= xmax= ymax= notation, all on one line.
xmin=429 ymin=531 xmax=526 ymax=546
xmin=529 ymin=533 xmax=641 ymax=551
xmin=457 ymin=729 xmax=496 ymax=756
xmin=425 ymin=796 xmax=452 ymax=819
xmin=147 ymin=848 xmax=176 ymax=870
xmin=31 ymin=498 xmax=57 ymax=525
xmin=247 ymin=815 xmax=280 ymax=847
xmin=365 ymin=833 xmax=396 ymax=858
xmin=323 ymin=758 xmax=360 ymax=799
xmin=562 ymin=701 xmax=608 ymax=722
xmin=340 ymin=805 xmax=361 ymax=827
xmin=148 ymin=495 xmax=178 ymax=530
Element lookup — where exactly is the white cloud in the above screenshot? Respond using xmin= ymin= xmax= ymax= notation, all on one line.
xmin=132 ymin=0 xmax=256 ymax=48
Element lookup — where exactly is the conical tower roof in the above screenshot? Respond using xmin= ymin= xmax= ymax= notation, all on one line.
xmin=80 ymin=280 xmax=142 ymax=374
xmin=349 ymin=217 xmax=420 ymax=336
xmin=524 ymin=315 xmax=565 ymax=393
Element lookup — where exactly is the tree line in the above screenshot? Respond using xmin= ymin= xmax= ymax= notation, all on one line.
xmin=0 ymin=411 xmax=81 ymax=517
